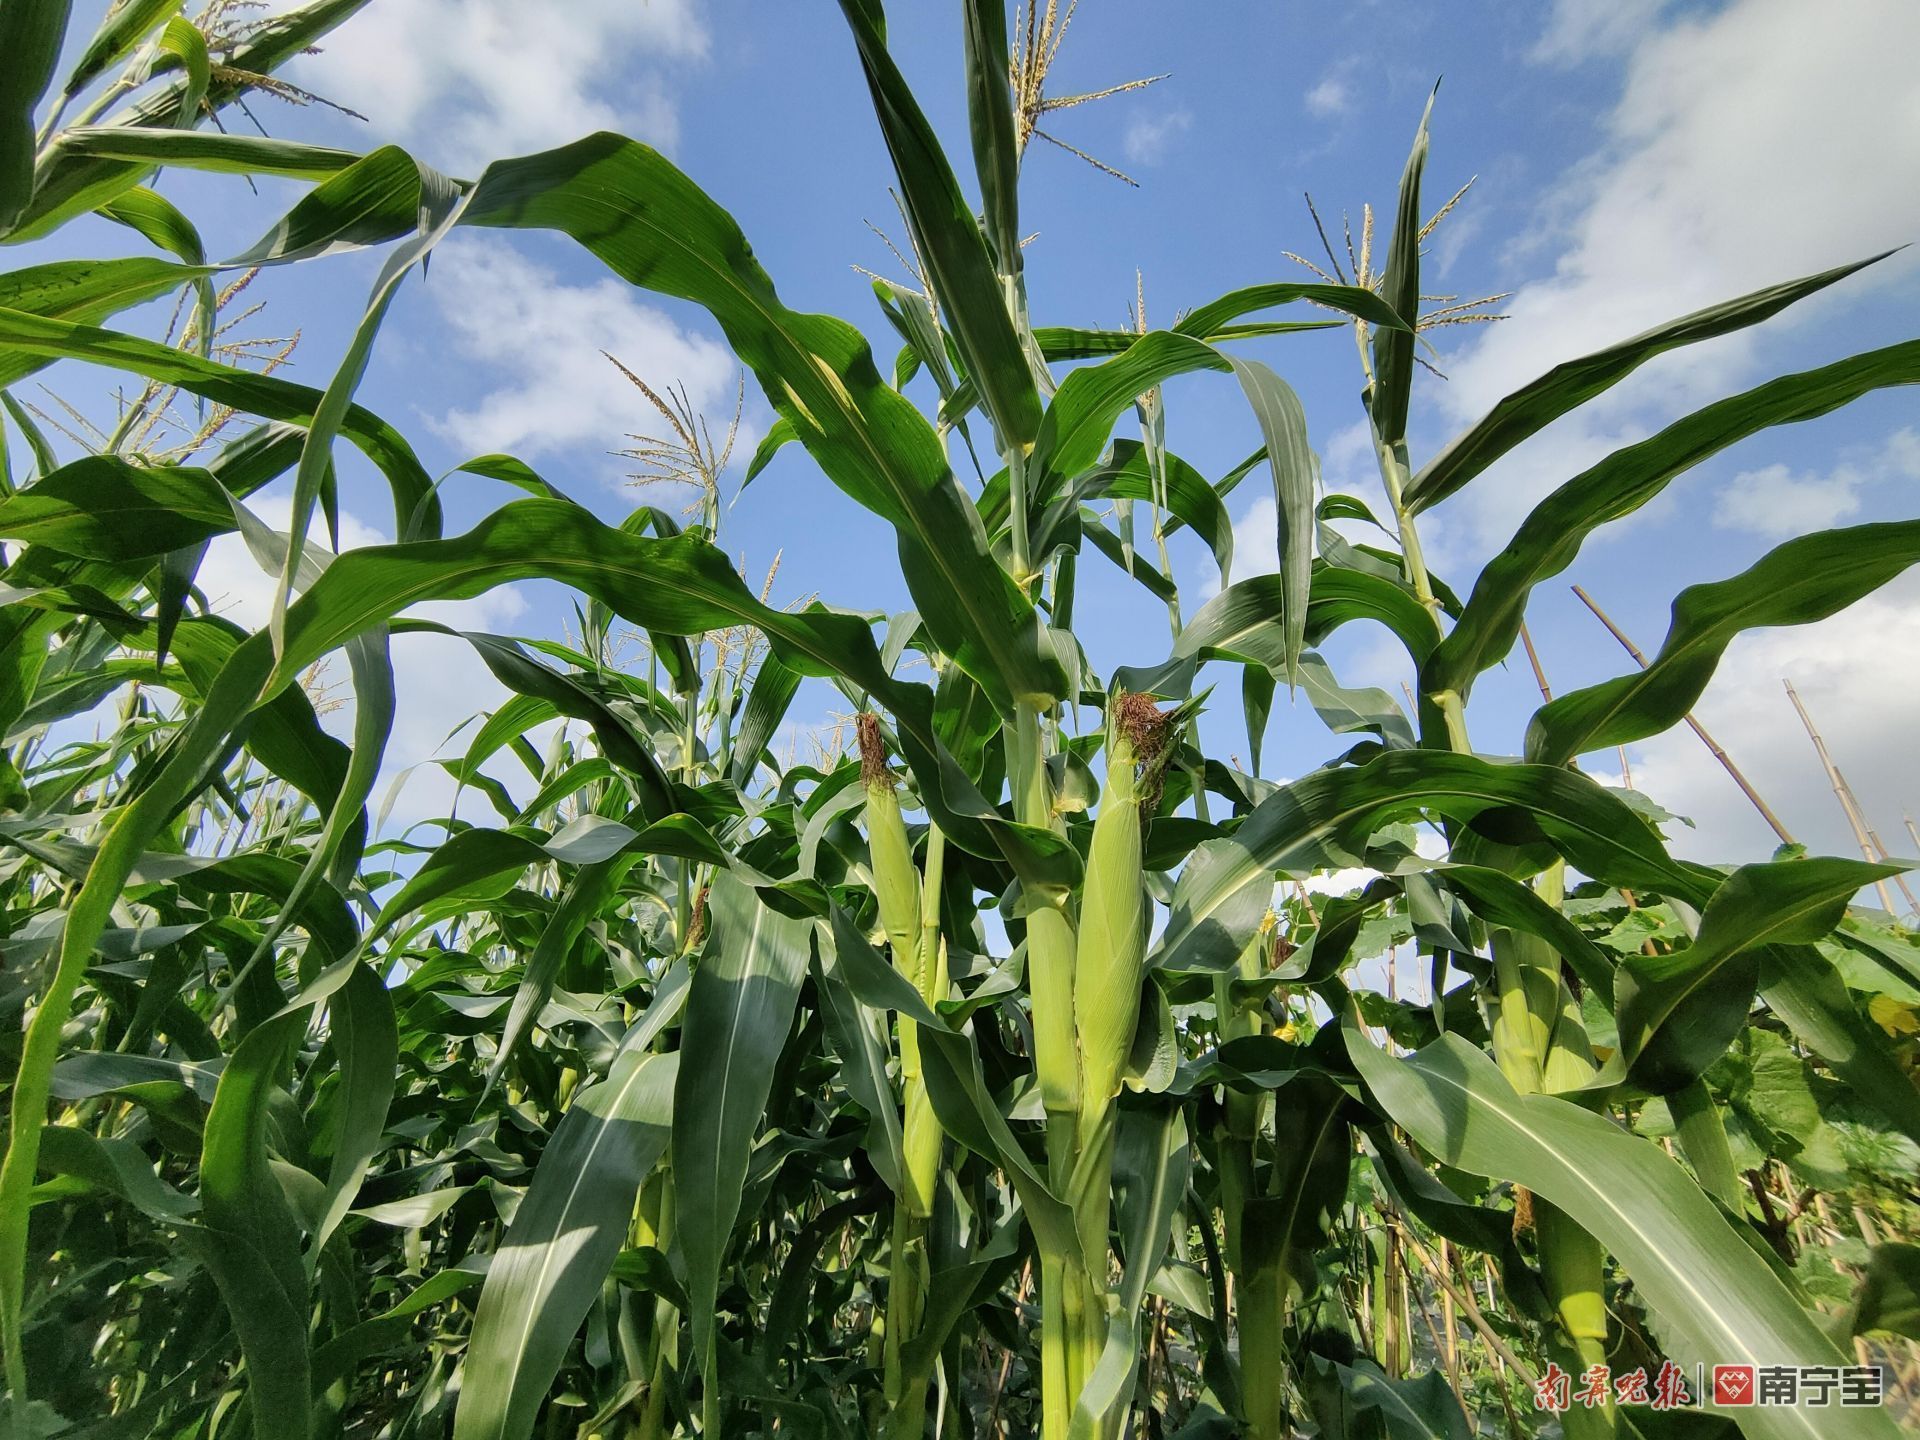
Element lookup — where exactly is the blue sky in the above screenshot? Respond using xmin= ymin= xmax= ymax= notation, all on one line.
xmin=20 ymin=0 xmax=1920 ymax=877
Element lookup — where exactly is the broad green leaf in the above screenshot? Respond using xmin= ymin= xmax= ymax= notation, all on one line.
xmin=824 ymin=904 xmax=1078 ymax=1257
xmin=1173 ymin=281 xmax=1408 ymax=340
xmin=1302 ymin=1357 xmax=1471 ymax=1440
xmin=312 ymin=961 xmax=397 ymax=1253
xmin=0 ymin=304 xmax=440 ymax=534
xmin=1068 ymin=1102 xmax=1191 ymax=1440
xmin=1153 ymin=749 xmax=1707 ymax=974
xmin=62 ymin=0 xmax=184 ymax=98
xmin=453 ymin=1050 xmax=677 ymax=1440
xmin=1615 ymin=857 xmax=1905 ymax=1093
xmin=33 ymin=1126 xmax=194 ymax=1221
xmin=1404 ymin=252 xmax=1892 ymax=513
xmin=98 ymin=184 xmax=204 ymax=262
xmin=960 ymin=0 xmax=1020 ymax=274
xmin=0 ymin=256 xmax=206 ymax=384
xmin=312 ymin=1265 xmax=487 ymax=1391
xmin=0 ymin=0 xmax=72 ymax=234
xmin=1224 ymin=354 xmax=1313 ymax=681
xmin=196 ymin=1008 xmax=312 ymax=1439
xmin=838 ymin=0 xmax=1041 ymax=447
xmin=6 ymin=0 xmax=373 ymax=241
xmin=50 ymin=124 xmax=363 ymax=178
xmin=1427 ymin=340 xmax=1920 ymax=703
xmin=460 ymin=134 xmax=1059 ymax=711
xmin=672 ymin=872 xmax=812 ymax=1376
xmin=1850 ymin=1243 xmax=1920 ymax=1340
xmin=1528 ymin=520 xmax=1920 ymax=765
xmin=1367 ymin=88 xmax=1434 ymax=451
xmin=1347 ymin=1019 xmax=1900 ymax=1440
xmin=0 ymin=454 xmax=233 ymax=558
xmin=730 ymin=651 xmax=800 ymax=787
xmin=810 ymin=948 xmax=903 ymax=1193
xmin=1761 ymin=944 xmax=1920 ymax=1146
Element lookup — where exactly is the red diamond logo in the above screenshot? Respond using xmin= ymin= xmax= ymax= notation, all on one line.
xmin=1713 ymin=1366 xmax=1755 ymax=1407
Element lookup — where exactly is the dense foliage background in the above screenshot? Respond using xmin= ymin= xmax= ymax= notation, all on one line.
xmin=0 ymin=3 xmax=1917 ymax=1439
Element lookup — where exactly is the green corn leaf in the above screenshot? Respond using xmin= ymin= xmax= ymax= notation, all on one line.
xmin=824 ymin=904 xmax=1078 ymax=1258
xmin=462 ymin=135 xmax=1059 ymax=712
xmin=51 ymin=124 xmax=364 ymax=178
xmin=1347 ymin=1018 xmax=1901 ymax=1440
xmin=195 ymin=1007 xmax=312 ymax=1439
xmin=1068 ymin=1101 xmax=1191 ymax=1440
xmin=730 ymin=651 xmax=801 ymax=787
xmin=311 ymin=1265 xmax=487 ymax=1392
xmin=0 ymin=256 xmax=209 ymax=384
xmin=6 ymin=0 xmax=373 ymax=241
xmin=1439 ymin=864 xmax=1616 ymax=1003
xmin=0 ymin=0 xmax=72 ymax=234
xmin=0 ymin=305 xmax=440 ymax=535
xmin=1849 ymin=1243 xmax=1920 ymax=1341
xmin=486 ymin=856 xmax=643 ymax=1088
xmin=1014 ymin=439 xmax=1233 ymax=582
xmin=672 ymin=873 xmax=812 ymax=1387
xmin=810 ymin=948 xmax=903 ymax=1194
xmin=1302 ymin=1358 xmax=1471 ymax=1440
xmin=1761 ymin=944 xmax=1920 ymax=1146
xmin=1224 ymin=354 xmax=1314 ymax=681
xmin=0 ymin=454 xmax=235 ymax=558
xmin=1528 ymin=520 xmax=1920 ymax=766
xmin=1153 ymin=749 xmax=1708 ymax=974
xmin=1173 ymin=281 xmax=1408 ymax=340
xmin=98 ymin=184 xmax=204 ymax=262
xmin=62 ymin=0 xmax=184 ymax=99
xmin=1404 ymin=252 xmax=1894 ymax=513
xmin=311 ymin=961 xmax=397 ymax=1254
xmin=960 ymin=0 xmax=1020 ymax=275
xmin=740 ymin=415 xmax=796 ymax=489
xmin=261 ymin=154 xmax=464 ymax=658
xmin=1614 ymin=857 xmax=1906 ymax=1094
xmin=32 ymin=1126 xmax=195 ymax=1221
xmin=1427 ymin=339 xmax=1920 ymax=704
xmin=838 ymin=0 xmax=1041 ymax=447
xmin=1367 ymin=87 xmax=1434 ymax=452
xmin=453 ymin=1050 xmax=677 ymax=1440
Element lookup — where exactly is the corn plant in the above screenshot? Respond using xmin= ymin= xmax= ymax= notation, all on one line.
xmin=3 ymin=2 xmax=1920 ymax=1439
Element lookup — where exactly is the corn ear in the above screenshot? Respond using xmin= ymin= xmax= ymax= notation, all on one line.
xmin=1074 ymin=699 xmax=1165 ymax=1121
xmin=860 ymin=715 xmax=922 ymax=985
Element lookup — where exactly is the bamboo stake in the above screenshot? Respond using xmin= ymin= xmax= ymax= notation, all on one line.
xmin=1518 ymin=620 xmax=1552 ymax=703
xmin=1570 ymin=585 xmax=1796 ymax=846
xmin=1782 ymin=680 xmax=1903 ymax=914
xmin=1397 ymin=1225 xmax=1538 ymax=1387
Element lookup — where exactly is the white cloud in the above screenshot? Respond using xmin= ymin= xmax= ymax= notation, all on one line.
xmin=1122 ymin=108 xmax=1192 ymax=167
xmin=199 ymin=495 xmax=539 ymax=836
xmin=1304 ymin=75 xmax=1353 ymax=120
xmin=1622 ymin=572 xmax=1920 ymax=872
xmin=1530 ymin=0 xmax=1669 ymax=66
xmin=1714 ymin=427 xmax=1920 ymax=537
xmin=426 ymin=235 xmax=737 ymax=466
xmin=1429 ymin=0 xmax=1920 ymax=559
xmin=300 ymin=0 xmax=707 ymax=168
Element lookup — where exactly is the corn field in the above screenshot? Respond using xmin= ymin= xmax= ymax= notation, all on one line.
xmin=1 ymin=3 xmax=1918 ymax=1439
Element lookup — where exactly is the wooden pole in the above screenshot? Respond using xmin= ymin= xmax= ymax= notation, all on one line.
xmin=1517 ymin=620 xmax=1552 ymax=703
xmin=1570 ymin=585 xmax=1796 ymax=846
xmin=1783 ymin=679 xmax=1907 ymax=915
